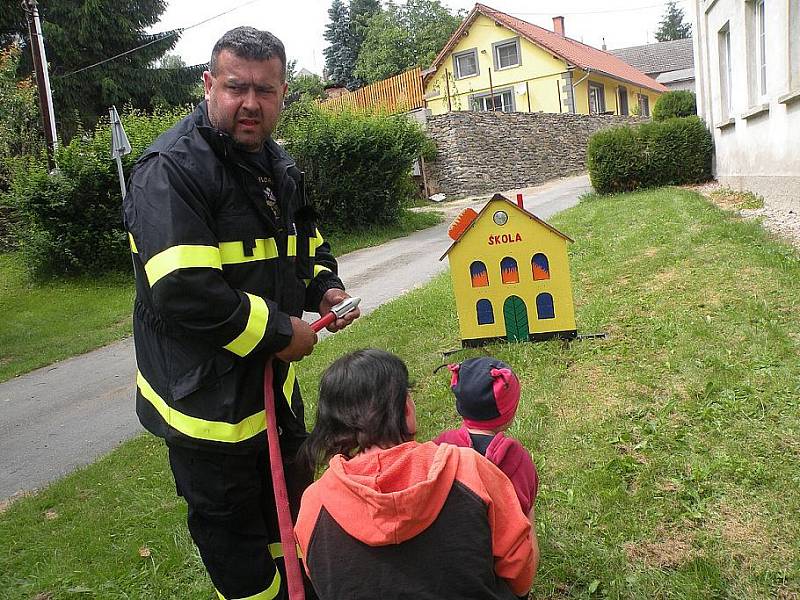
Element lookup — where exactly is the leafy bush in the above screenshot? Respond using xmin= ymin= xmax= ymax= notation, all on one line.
xmin=653 ymin=90 xmax=697 ymax=121
xmin=1 ymin=45 xmax=45 ymax=249
xmin=280 ymin=103 xmax=435 ymax=231
xmin=6 ymin=107 xmax=188 ymax=277
xmin=8 ymin=100 xmax=436 ymax=276
xmin=587 ymin=116 xmax=713 ymax=194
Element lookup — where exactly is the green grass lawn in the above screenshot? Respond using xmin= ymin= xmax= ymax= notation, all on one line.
xmin=0 ymin=254 xmax=135 ymax=382
xmin=0 ymin=209 xmax=442 ymax=383
xmin=2 ymin=187 xmax=799 ymax=598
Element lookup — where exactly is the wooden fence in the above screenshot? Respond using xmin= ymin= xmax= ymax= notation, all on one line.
xmin=320 ymin=67 xmax=425 ymax=114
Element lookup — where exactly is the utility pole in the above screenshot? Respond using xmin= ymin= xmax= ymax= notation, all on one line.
xmin=22 ymin=0 xmax=58 ymax=168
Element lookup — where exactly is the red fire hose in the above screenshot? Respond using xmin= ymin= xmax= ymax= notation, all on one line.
xmin=263 ymin=361 xmax=305 ymax=599
xmin=263 ymin=297 xmax=360 ymax=599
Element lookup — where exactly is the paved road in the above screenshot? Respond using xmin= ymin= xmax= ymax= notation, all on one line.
xmin=0 ymin=175 xmax=590 ymax=501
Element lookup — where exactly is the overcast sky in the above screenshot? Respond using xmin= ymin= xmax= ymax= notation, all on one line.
xmin=152 ymin=0 xmax=693 ymax=76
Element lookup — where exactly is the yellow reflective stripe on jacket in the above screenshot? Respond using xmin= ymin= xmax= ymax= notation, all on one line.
xmin=142 ymin=236 xmax=303 ymax=276
xmin=137 ymin=371 xmax=265 ymax=443
xmin=309 ymin=229 xmax=325 ymax=256
xmin=219 ymin=238 xmax=279 ymax=264
xmin=128 ymin=233 xmax=138 ymax=254
xmin=215 ymin=569 xmax=281 ymax=600
xmin=313 ymin=265 xmax=331 ymax=278
xmin=268 ymin=542 xmax=303 ymax=559
xmin=224 ymin=294 xmax=268 ymax=357
xmin=283 ymin=362 xmax=296 ymax=409
xmin=144 ymin=245 xmax=221 ymax=287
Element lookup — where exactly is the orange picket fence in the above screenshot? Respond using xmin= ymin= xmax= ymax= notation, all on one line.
xmin=320 ymin=67 xmax=425 ymax=114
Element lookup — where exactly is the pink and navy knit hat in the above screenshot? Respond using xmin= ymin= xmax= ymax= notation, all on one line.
xmin=448 ymin=357 xmax=521 ymax=429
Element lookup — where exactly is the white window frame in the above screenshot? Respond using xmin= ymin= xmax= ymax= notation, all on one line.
xmin=453 ymin=48 xmax=479 ymax=79
xmin=718 ymin=23 xmax=733 ymax=118
xmin=471 ymin=88 xmax=515 ymax=112
xmin=746 ymin=0 xmax=767 ymax=103
xmin=492 ymin=37 xmax=521 ymax=71
xmin=756 ymin=0 xmax=766 ymax=96
xmin=790 ymin=0 xmax=800 ymax=90
xmin=588 ymin=82 xmax=605 ymax=114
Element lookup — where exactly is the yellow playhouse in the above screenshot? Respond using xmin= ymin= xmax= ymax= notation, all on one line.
xmin=440 ymin=193 xmax=577 ymax=347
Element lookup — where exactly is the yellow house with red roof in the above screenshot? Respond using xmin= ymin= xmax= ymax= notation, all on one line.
xmin=441 ymin=193 xmax=577 ymax=347
xmin=424 ymin=3 xmax=667 ymax=116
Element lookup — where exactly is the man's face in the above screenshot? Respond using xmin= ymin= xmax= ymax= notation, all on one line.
xmin=203 ymin=49 xmax=287 ymax=152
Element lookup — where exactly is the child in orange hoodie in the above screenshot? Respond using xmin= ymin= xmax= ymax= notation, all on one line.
xmin=296 ymin=349 xmax=537 ymax=600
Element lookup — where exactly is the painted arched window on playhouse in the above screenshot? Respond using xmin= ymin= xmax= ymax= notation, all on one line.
xmin=476 ymin=299 xmax=494 ymax=324
xmin=532 ymin=253 xmax=550 ymax=280
xmin=536 ymin=293 xmax=555 ymax=319
xmin=470 ymin=261 xmax=489 ymax=287
xmin=500 ymin=257 xmax=519 ymax=284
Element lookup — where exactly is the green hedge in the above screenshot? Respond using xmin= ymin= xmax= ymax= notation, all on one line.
xmin=653 ymin=90 xmax=697 ymax=121
xmin=5 ymin=102 xmax=436 ymax=277
xmin=587 ymin=116 xmax=713 ymax=195
xmin=5 ymin=107 xmax=189 ymax=277
xmin=280 ymin=103 xmax=435 ymax=232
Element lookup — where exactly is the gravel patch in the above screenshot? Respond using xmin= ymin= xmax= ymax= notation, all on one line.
xmin=686 ymin=181 xmax=800 ymax=250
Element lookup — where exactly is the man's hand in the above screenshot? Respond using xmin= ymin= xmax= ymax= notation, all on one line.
xmin=319 ymin=289 xmax=360 ymax=332
xmin=275 ymin=316 xmax=318 ymax=362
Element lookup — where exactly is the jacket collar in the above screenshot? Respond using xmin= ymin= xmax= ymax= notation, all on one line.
xmin=193 ymin=101 xmax=295 ymax=174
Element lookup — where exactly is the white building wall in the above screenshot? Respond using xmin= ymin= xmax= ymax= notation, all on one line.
xmin=693 ymin=0 xmax=800 ymax=210
xmin=665 ymin=78 xmax=697 ymax=92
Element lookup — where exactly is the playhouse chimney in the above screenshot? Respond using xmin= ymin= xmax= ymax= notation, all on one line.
xmin=553 ymin=16 xmax=565 ymax=36
xmin=516 ymin=193 xmax=524 ymax=208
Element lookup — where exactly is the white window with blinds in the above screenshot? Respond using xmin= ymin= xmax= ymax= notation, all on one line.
xmin=453 ymin=49 xmax=479 ymax=79
xmin=492 ymin=38 xmax=521 ymax=70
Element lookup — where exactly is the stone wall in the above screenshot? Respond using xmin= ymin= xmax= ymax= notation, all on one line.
xmin=423 ymin=111 xmax=648 ymax=198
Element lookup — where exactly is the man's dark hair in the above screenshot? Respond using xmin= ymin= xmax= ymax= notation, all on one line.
xmin=301 ymin=349 xmax=413 ymax=471
xmin=210 ymin=26 xmax=286 ymax=79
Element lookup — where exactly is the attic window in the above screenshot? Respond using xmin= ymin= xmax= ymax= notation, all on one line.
xmin=493 ymin=37 xmax=521 ymax=70
xmin=454 ymin=48 xmax=479 ymax=79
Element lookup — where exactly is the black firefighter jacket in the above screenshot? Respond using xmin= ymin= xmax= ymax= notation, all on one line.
xmin=122 ymin=101 xmax=344 ymax=453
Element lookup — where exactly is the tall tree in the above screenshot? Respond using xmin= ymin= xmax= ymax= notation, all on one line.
xmin=347 ymin=0 xmax=381 ymax=88
xmin=323 ymin=0 xmax=355 ymax=87
xmin=655 ymin=1 xmax=692 ymax=41
xmin=354 ymin=0 xmax=461 ymax=84
xmin=0 ymin=4 xmax=26 ymax=49
xmin=0 ymin=45 xmax=42 ymax=191
xmin=5 ymin=0 xmax=198 ymax=140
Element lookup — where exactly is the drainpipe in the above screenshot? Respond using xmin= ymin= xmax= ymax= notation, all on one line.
xmin=572 ymin=69 xmax=591 ymax=88
xmin=488 ymin=67 xmax=495 ymax=110
xmin=445 ymin=69 xmax=452 ymax=112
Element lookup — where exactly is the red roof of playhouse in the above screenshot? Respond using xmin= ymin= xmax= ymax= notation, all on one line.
xmin=428 ymin=3 xmax=668 ymax=93
xmin=440 ymin=194 xmax=573 ymax=261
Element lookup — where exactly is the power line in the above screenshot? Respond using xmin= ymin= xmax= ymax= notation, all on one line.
xmin=57 ymin=0 xmax=263 ymax=79
xmin=510 ymin=1 xmax=688 ymax=17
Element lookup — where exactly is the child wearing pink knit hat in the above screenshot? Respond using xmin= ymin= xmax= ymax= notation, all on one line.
xmin=434 ymin=356 xmax=539 ymax=515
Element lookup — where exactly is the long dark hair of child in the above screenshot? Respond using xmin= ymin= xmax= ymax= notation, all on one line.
xmin=302 ymin=349 xmax=413 ymax=473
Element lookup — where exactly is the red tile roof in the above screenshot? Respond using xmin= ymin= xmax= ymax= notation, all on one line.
xmin=430 ymin=3 xmax=667 ymax=93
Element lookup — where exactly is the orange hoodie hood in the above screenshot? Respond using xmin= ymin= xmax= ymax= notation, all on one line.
xmin=312 ymin=440 xmax=460 ymax=546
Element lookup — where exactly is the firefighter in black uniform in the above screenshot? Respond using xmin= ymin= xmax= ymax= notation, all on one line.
xmin=122 ymin=27 xmax=359 ymax=600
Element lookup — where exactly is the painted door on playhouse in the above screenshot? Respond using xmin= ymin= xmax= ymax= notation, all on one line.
xmin=503 ymin=295 xmax=529 ymax=342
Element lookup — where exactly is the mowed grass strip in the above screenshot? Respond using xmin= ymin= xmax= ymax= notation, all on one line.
xmin=2 ymin=187 xmax=799 ymax=599
xmin=0 ymin=253 xmax=135 ymax=382
xmin=0 ymin=209 xmax=442 ymax=383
